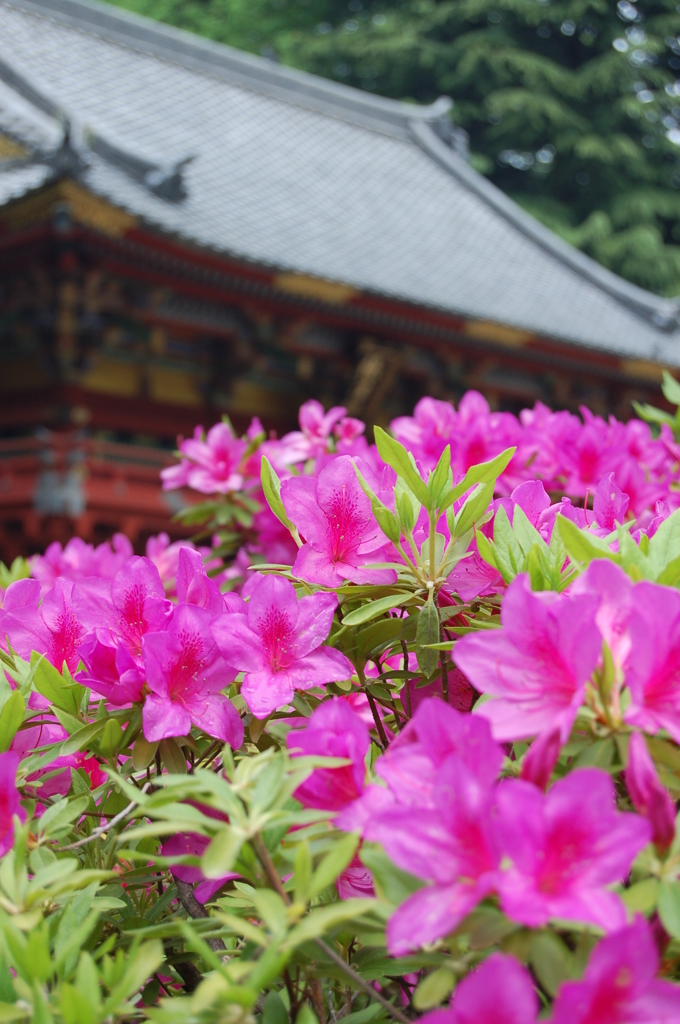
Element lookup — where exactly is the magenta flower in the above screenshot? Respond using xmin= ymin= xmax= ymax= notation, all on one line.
xmin=336 ymin=854 xmax=375 ymax=899
xmin=625 ymin=732 xmax=676 ymax=852
xmin=161 ymin=832 xmax=238 ymax=903
xmin=377 ymin=762 xmax=498 ymax=955
xmin=30 ymin=534 xmax=133 ymax=595
xmin=175 ymin=547 xmax=225 ymax=617
xmin=0 ymin=751 xmax=25 ymax=857
xmin=142 ymin=603 xmax=242 ymax=747
xmin=455 ymin=575 xmax=602 ymax=742
xmin=211 ymin=574 xmax=352 ymax=718
xmin=161 ymin=422 xmax=247 ymax=494
xmin=1 ymin=577 xmax=85 ymax=675
xmin=592 ymin=472 xmax=630 ymax=532
xmin=281 ymin=456 xmax=397 ymax=587
xmin=623 ymin=581 xmax=680 ymax=743
xmin=520 ymin=725 xmax=562 ymax=791
xmin=287 ymin=698 xmax=369 ymax=811
xmin=419 ymin=953 xmax=538 ymax=1024
xmin=74 ymin=556 xmax=173 ymax=704
xmin=493 ymin=769 xmax=651 ymax=932
xmin=277 ymin=400 xmax=348 ymax=464
xmin=551 ymin=917 xmax=680 ymax=1024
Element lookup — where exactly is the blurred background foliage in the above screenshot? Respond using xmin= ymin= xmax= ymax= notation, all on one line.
xmin=104 ymin=0 xmax=680 ymax=297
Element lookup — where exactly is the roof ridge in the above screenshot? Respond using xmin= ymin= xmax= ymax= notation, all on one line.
xmin=2 ymin=0 xmax=453 ymax=138
xmin=410 ymin=121 xmax=680 ymax=335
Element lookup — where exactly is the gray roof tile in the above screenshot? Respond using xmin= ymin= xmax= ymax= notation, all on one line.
xmin=1 ymin=0 xmax=680 ymax=364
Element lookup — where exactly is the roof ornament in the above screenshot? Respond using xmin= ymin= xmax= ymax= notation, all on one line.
xmin=0 ymin=57 xmax=192 ymax=202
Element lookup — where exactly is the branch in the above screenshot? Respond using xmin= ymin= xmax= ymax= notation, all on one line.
xmin=59 ymin=782 xmax=151 ymax=851
xmin=253 ymin=835 xmax=412 ymax=1024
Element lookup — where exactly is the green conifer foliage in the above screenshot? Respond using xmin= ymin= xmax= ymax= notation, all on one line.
xmin=108 ymin=0 xmax=680 ymax=296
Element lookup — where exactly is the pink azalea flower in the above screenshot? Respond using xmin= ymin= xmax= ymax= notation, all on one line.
xmin=551 ymin=916 xmax=680 ymax=1024
xmin=571 ymin=559 xmax=633 ymax=668
xmin=281 ymin=456 xmax=397 ymax=587
xmin=277 ymin=400 xmax=348 ymax=464
xmin=161 ymin=422 xmax=247 ymax=494
xmin=142 ymin=603 xmax=242 ymax=747
xmin=373 ymin=749 xmax=499 ymax=955
xmin=591 ymin=472 xmax=630 ymax=532
xmin=287 ymin=698 xmax=369 ymax=811
xmin=30 ymin=534 xmax=133 ymax=595
xmin=625 ymin=733 xmax=676 ymax=852
xmin=336 ymin=854 xmax=375 ymax=899
xmin=623 ymin=582 xmax=680 ymax=743
xmin=145 ymin=533 xmax=198 ymax=590
xmin=211 ymin=574 xmax=352 ymax=718
xmin=1 ymin=577 xmax=85 ymax=675
xmin=520 ymin=725 xmax=562 ymax=791
xmin=175 ymin=547 xmax=225 ymax=617
xmin=0 ymin=751 xmax=25 ymax=857
xmin=161 ymin=832 xmax=238 ymax=904
xmin=340 ymin=697 xmax=503 ymax=833
xmin=419 ymin=953 xmax=538 ymax=1024
xmin=493 ymin=769 xmax=651 ymax=932
xmin=455 ymin=574 xmax=602 ymax=742
xmin=74 ymin=556 xmax=173 ymax=704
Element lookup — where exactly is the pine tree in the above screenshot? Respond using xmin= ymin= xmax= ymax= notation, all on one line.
xmin=108 ymin=0 xmax=680 ymax=297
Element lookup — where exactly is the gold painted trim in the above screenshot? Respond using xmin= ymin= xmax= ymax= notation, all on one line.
xmin=0 ymin=179 xmax=137 ymax=237
xmin=462 ymin=319 xmax=532 ymax=348
xmin=274 ymin=272 xmax=357 ymax=304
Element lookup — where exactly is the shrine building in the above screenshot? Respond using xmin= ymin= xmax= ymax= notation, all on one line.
xmin=1 ymin=0 xmax=680 ymax=559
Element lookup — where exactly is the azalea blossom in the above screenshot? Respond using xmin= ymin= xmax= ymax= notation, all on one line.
xmin=30 ymin=534 xmax=133 ymax=595
xmin=1 ymin=577 xmax=85 ymax=675
xmin=623 ymin=581 xmax=680 ymax=743
xmin=0 ymin=751 xmax=25 ymax=857
xmin=212 ymin=574 xmax=352 ymax=718
xmin=551 ymin=916 xmax=680 ymax=1023
xmin=161 ymin=421 xmax=247 ymax=494
xmin=625 ymin=732 xmax=676 ymax=852
xmin=494 ymin=769 xmax=651 ymax=932
xmin=161 ymin=832 xmax=238 ymax=904
xmin=287 ymin=697 xmax=369 ymax=811
xmin=455 ymin=574 xmax=602 ymax=742
xmin=281 ymin=455 xmax=397 ymax=587
xmin=74 ymin=556 xmax=173 ymax=704
xmin=142 ymin=603 xmax=242 ymax=747
xmin=419 ymin=953 xmax=538 ymax=1024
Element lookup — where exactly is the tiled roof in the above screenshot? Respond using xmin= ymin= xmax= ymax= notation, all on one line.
xmin=1 ymin=0 xmax=680 ymax=364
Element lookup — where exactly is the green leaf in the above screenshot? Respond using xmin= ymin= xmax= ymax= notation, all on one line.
xmin=491 ymin=505 xmax=523 ymax=583
xmin=263 ymin=991 xmax=289 ymax=1024
xmin=261 ymin=456 xmax=296 ymax=534
xmin=454 ymin=480 xmax=495 ymax=537
xmin=373 ymin=502 xmax=401 ymax=544
xmin=0 ymin=691 xmax=24 ymax=752
xmin=131 ymin=734 xmax=159 ymax=771
xmin=475 ymin=529 xmax=498 ymax=570
xmin=342 ymin=593 xmax=413 ymax=627
xmin=415 ymin=594 xmax=440 ymax=678
xmin=60 ymin=720 xmax=107 ymax=757
xmin=427 ymin=445 xmax=451 ymax=506
xmin=251 ymin=889 xmax=288 ymax=936
xmin=283 ymin=898 xmax=374 ymax=948
xmin=556 ymin=515 xmax=617 ymax=567
xmin=622 ymin=878 xmax=659 ymax=914
xmin=374 ymin=426 xmax=430 ymax=506
xmin=310 ymin=832 xmax=359 ymax=898
xmin=31 ymin=654 xmax=86 ymax=717
xmin=658 ymin=880 xmax=680 ymax=938
xmin=529 ymin=932 xmax=573 ymax=997
xmin=201 ymin=826 xmax=244 ymax=879
xmin=648 ymin=509 xmax=680 ymax=577
xmin=444 ymin=446 xmax=516 ymax=508
xmin=662 ymin=370 xmax=680 ymax=407
xmin=37 ymin=798 xmax=90 ymax=837
xmin=293 ymin=840 xmax=313 ymax=905
xmin=412 ymin=968 xmax=456 ymax=1010
xmin=159 ymin=737 xmax=187 ymax=774
xmin=100 ymin=719 xmax=125 ymax=760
